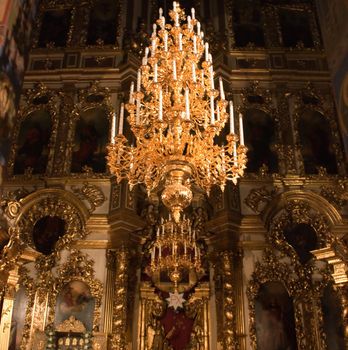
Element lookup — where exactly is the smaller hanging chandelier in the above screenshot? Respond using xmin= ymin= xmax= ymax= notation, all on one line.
xmin=147 ymin=216 xmax=203 ymax=291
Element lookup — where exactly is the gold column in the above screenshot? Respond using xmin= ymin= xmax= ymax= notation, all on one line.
xmin=221 ymin=251 xmax=237 ymax=349
xmin=103 ymin=250 xmax=116 ymax=334
xmin=0 ymin=269 xmax=19 ymax=350
xmin=335 ymin=284 xmax=348 ymax=349
xmin=234 ymin=249 xmax=247 ymax=350
xmin=111 ymin=246 xmax=129 ymax=349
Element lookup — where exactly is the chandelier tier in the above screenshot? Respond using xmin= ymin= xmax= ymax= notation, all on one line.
xmin=107 ymin=2 xmax=247 ymax=222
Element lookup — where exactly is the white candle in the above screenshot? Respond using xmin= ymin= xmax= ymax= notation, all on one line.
xmin=209 ymin=53 xmax=213 ymax=64
xmin=111 ymin=112 xmax=116 ymax=142
xmin=210 ymin=65 xmax=214 ymax=89
xmin=136 ymin=99 xmax=140 ymax=125
xmin=173 ymin=1 xmax=176 ymax=10
xmin=185 ymin=88 xmax=190 ymax=120
xmin=159 ymin=88 xmax=163 ymax=121
xmin=154 ymin=62 xmax=158 ymax=83
xmin=191 ymin=7 xmax=195 ymax=20
xmin=129 ymin=82 xmax=134 ymax=103
xmin=239 ymin=112 xmax=244 ymax=145
xmin=173 ymin=59 xmax=177 ymax=80
xmin=197 ymin=21 xmax=201 ymax=36
xmin=151 ymin=38 xmax=156 ymax=56
xmin=187 ymin=15 xmax=192 ymax=30
xmin=205 ymin=42 xmax=209 ymax=61
xmin=144 ymin=47 xmax=149 ymax=65
xmin=152 ymin=23 xmax=157 ymax=35
xmin=159 ymin=7 xmax=163 ymax=18
xmin=193 ymin=35 xmax=197 ymax=54
xmin=210 ymin=95 xmax=214 ymax=124
xmin=118 ymin=103 xmax=124 ymax=134
xmin=216 ymin=105 xmax=220 ymax=121
xmin=229 ymin=101 xmax=234 ymax=134
xmin=164 ymin=32 xmax=168 ymax=51
xmin=156 ymin=227 xmax=159 ymax=237
xmin=178 ymin=33 xmax=183 ymax=51
xmin=192 ymin=63 xmax=196 ymax=82
xmin=137 ymin=69 xmax=141 ymax=91
xmin=219 ymin=77 xmax=225 ymax=100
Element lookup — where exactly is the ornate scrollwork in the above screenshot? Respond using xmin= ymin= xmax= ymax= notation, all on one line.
xmin=244 ymin=186 xmax=278 ymax=213
xmin=71 ymin=182 xmax=106 ymax=213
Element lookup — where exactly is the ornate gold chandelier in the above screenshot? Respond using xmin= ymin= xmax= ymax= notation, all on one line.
xmin=107 ymin=2 xmax=247 ymax=222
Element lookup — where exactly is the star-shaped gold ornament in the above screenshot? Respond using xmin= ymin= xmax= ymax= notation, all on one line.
xmin=166 ymin=291 xmax=186 ymax=310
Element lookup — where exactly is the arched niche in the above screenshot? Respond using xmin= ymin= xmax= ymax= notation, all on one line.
xmin=283 ymin=223 xmax=317 ymax=264
xmin=298 ymin=109 xmax=337 ymax=174
xmin=244 ymin=108 xmax=278 ymax=173
xmin=32 ymin=216 xmax=66 ymax=256
xmin=86 ymin=0 xmax=119 ymax=46
xmin=13 ymin=109 xmax=52 ymax=175
xmin=71 ymin=107 xmax=109 ymax=173
xmin=321 ymin=284 xmax=345 ymax=349
xmin=255 ymin=281 xmax=298 ymax=350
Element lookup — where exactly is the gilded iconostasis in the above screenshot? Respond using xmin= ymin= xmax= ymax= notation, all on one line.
xmin=1 ymin=1 xmax=348 ymax=350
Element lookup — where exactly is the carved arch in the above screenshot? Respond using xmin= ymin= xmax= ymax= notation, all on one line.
xmin=265 ymin=196 xmax=335 ymax=264
xmin=15 ymin=188 xmax=89 ymax=259
xmin=262 ymin=190 xmax=342 ymax=230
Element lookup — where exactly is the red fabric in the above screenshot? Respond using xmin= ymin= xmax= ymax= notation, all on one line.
xmin=161 ymin=308 xmax=194 ymax=350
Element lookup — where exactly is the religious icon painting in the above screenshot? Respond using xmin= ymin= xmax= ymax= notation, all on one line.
xmin=71 ymin=107 xmax=109 ymax=173
xmin=13 ymin=109 xmax=52 ymax=175
xmin=255 ymin=281 xmax=298 ymax=350
xmin=54 ymin=280 xmax=95 ymax=332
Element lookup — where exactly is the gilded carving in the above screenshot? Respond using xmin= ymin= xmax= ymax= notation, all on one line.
xmin=71 ymin=182 xmax=106 ymax=213
xmin=244 ymin=186 xmax=278 ymax=213
xmin=111 ymin=247 xmax=129 ymax=349
xmin=320 ymin=179 xmax=348 ymax=209
xmin=111 ymin=183 xmax=121 ymax=209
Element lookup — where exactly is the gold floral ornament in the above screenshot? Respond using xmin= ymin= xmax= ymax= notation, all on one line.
xmin=107 ymin=2 xmax=247 ymax=222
